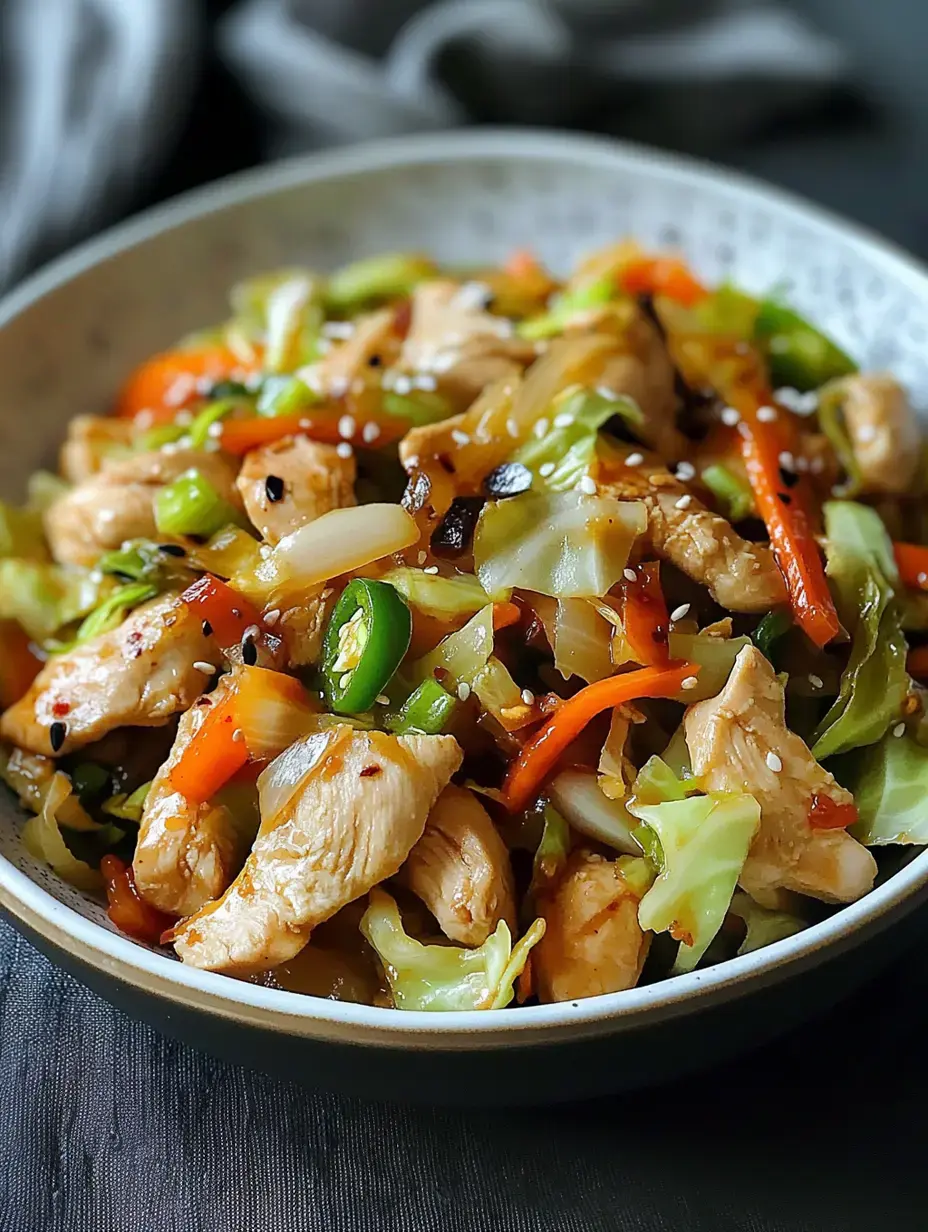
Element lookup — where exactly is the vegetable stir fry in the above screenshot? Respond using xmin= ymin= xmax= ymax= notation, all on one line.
xmin=2 ymin=243 xmax=924 ymax=1012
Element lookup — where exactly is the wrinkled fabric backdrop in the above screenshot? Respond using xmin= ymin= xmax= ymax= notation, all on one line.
xmin=1 ymin=1 xmax=928 ymax=1228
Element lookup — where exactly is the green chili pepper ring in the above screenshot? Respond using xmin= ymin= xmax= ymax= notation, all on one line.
xmin=322 ymin=579 xmax=412 ymax=715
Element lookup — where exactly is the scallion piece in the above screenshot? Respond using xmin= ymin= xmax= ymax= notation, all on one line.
xmin=701 ymin=463 xmax=754 ymax=522
xmin=70 ymin=582 xmax=158 ymax=647
xmin=387 ymin=678 xmax=457 ymax=736
xmin=154 ymin=470 xmax=245 ymax=539
xmin=257 ymin=375 xmax=321 ymax=418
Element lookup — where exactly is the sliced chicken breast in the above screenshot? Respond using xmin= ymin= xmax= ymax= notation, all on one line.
xmin=236 ymin=436 xmax=356 ymax=545
xmin=838 ymin=372 xmax=921 ymax=495
xmin=59 ymin=415 xmax=135 ymax=483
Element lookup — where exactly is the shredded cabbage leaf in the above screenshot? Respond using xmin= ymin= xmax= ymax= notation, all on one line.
xmin=360 ymin=888 xmax=545 ymax=1011
xmin=666 ymin=629 xmax=752 ymax=702
xmin=381 ymin=568 xmax=497 ymax=620
xmin=510 ymin=388 xmax=643 ymax=491
xmin=21 ymin=772 xmax=103 ymax=891
xmin=0 ymin=560 xmax=112 ymax=642
xmin=812 ymin=502 xmax=907 ymax=760
xmin=474 ymin=491 xmax=646 ymax=599
xmin=834 ymin=730 xmax=928 ymax=845
xmin=728 ymin=890 xmax=807 ymax=955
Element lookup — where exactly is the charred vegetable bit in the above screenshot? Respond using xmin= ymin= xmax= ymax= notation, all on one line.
xmin=322 ymin=580 xmax=412 ymax=715
xmin=431 ymin=497 xmax=485 ymax=556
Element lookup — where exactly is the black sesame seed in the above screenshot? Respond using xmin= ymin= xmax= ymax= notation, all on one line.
xmin=778 ymin=492 xmax=793 ymax=506
xmin=49 ymin=721 xmax=67 ymax=753
xmin=367 ymin=353 xmax=383 ymax=368
xmin=202 ymin=619 xmax=213 ymax=638
xmin=778 ymin=466 xmax=800 ymax=489
xmin=158 ymin=543 xmax=186 ymax=557
xmin=265 ymin=474 xmax=285 ymax=503
xmin=242 ymin=637 xmax=258 ymax=667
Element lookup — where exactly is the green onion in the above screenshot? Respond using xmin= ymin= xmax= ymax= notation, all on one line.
xmin=101 ymin=781 xmax=151 ymax=823
xmin=325 ymin=253 xmax=436 ymax=312
xmin=187 ymin=399 xmax=243 ymax=448
xmin=517 ymin=276 xmax=614 ymax=341
xmin=70 ymin=763 xmax=110 ymax=803
xmin=137 ymin=422 xmax=188 ymax=452
xmin=701 ymin=463 xmax=754 ymax=522
xmin=382 ymin=390 xmax=452 ymax=427
xmin=70 ymin=583 xmax=158 ymax=647
xmin=751 ymin=609 xmax=793 ymax=664
xmin=154 ymin=470 xmax=245 ymax=539
xmin=386 ymin=678 xmax=457 ymax=735
xmin=754 ymin=301 xmax=857 ymax=392
xmin=257 ymin=375 xmax=322 ymax=418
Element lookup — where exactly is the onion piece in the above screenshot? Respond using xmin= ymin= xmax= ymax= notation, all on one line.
xmin=548 ymin=768 xmax=640 ymax=855
xmin=234 ymin=667 xmax=320 ymax=761
xmin=257 ymin=728 xmax=339 ymax=829
xmin=22 ymin=773 xmax=103 ymax=891
xmin=258 ymin=504 xmax=419 ymax=600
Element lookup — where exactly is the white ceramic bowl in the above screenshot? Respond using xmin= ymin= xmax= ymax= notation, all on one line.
xmin=1 ymin=129 xmax=927 ymax=1103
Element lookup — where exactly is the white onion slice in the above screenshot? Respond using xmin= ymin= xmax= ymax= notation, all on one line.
xmin=257 ymin=729 xmax=337 ymax=828
xmin=548 ymin=768 xmax=640 ymax=855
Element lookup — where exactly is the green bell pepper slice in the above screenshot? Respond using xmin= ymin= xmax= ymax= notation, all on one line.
xmin=322 ymin=579 xmax=412 ymax=715
xmin=753 ymin=300 xmax=857 ymax=391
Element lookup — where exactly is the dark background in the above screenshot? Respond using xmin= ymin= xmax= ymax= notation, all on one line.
xmin=4 ymin=1 xmax=928 ymax=1229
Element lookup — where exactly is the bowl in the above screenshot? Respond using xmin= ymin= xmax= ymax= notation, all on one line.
xmin=2 ymin=128 xmax=928 ymax=1106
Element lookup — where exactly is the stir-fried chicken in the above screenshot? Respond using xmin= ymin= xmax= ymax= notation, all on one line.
xmin=532 ymin=849 xmax=651 ymax=1003
xmin=236 ymin=436 xmax=356 ymax=544
xmin=59 ymin=415 xmax=135 ymax=483
xmin=685 ymin=645 xmax=877 ymax=905
xmin=399 ymin=784 xmax=516 ymax=946
xmin=173 ymin=727 xmax=461 ymax=973
xmin=312 ymin=308 xmax=398 ymax=396
xmin=44 ymin=448 xmax=243 ymax=566
xmin=0 ymin=593 xmax=221 ymax=757
xmin=837 ymin=372 xmax=921 ymax=495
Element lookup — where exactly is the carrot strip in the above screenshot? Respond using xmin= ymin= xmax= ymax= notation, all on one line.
xmin=168 ymin=698 xmax=248 ymax=805
xmin=492 ymin=601 xmax=522 ymax=631
xmin=0 ymin=620 xmax=42 ymax=709
xmin=620 ymin=256 xmax=709 ymax=307
xmin=618 ymin=563 xmax=670 ymax=666
xmin=219 ymin=408 xmax=409 ymax=455
xmin=103 ymin=855 xmax=175 ymax=944
xmin=115 ymin=343 xmax=263 ymax=423
xmin=180 ymin=575 xmax=264 ymax=651
xmin=502 ymin=662 xmax=697 ymax=813
xmin=894 ymin=542 xmax=928 ymax=590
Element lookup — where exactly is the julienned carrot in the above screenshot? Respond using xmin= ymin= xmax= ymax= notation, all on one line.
xmin=501 ymin=662 xmax=697 ymax=814
xmin=618 ymin=562 xmax=670 ymax=666
xmin=219 ymin=407 xmax=410 ymax=455
xmin=168 ymin=696 xmax=248 ymax=805
xmin=115 ymin=343 xmax=263 ymax=423
xmin=893 ymin=542 xmax=928 ymax=590
xmin=620 ymin=256 xmax=709 ymax=307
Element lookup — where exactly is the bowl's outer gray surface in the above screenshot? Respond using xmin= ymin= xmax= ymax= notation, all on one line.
xmin=1 ymin=128 xmax=928 ymax=1104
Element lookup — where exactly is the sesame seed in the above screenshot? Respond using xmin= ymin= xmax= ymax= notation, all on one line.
xmin=264 ymin=609 xmax=281 ymax=627
xmin=338 ymin=414 xmax=356 ymax=440
xmin=202 ymin=619 xmax=213 ymax=638
xmin=193 ymin=661 xmax=217 ymax=675
xmin=423 ymin=565 xmax=439 ymax=575
xmin=918 ymin=572 xmax=927 ymax=587
xmin=538 ymin=461 xmax=556 ymax=477
xmin=336 ymin=442 xmax=353 ymax=459
xmin=457 ymin=682 xmax=471 ymax=701
xmin=431 ymin=351 xmax=459 ymax=374
xmin=675 ymin=461 xmax=696 ymax=482
xmin=681 ymin=676 xmax=698 ymax=691
xmin=675 ymin=494 xmax=693 ymax=510
xmin=795 ymin=456 xmax=809 ymax=473
xmin=207 ymin=421 xmax=224 ymax=439
xmin=623 ymin=568 xmax=637 ymax=582
xmin=417 ymin=550 xmax=428 ymax=565
xmin=774 ymin=387 xmax=819 ymax=415
xmin=857 ymin=423 xmax=877 ymax=442
xmin=533 ymin=418 xmax=549 ymax=439
xmin=595 ymin=385 xmax=618 ymax=402
xmin=163 ymin=615 xmax=177 ymax=628
xmin=577 ymin=475 xmax=597 ymax=495
xmin=810 ymin=456 xmax=825 ymax=474
xmin=765 ymin=751 xmax=783 ymax=773
xmin=521 ymin=688 xmax=535 ymax=705
xmin=393 ymin=375 xmax=412 ymax=395
xmin=506 ymin=418 xmax=520 ymax=438
xmin=450 ymin=429 xmax=471 ymax=446
xmin=361 ymin=421 xmax=381 ymax=444
xmin=322 ymin=320 xmax=355 ymax=339
xmin=670 ymin=603 xmax=691 ymax=621
xmin=625 ymin=452 xmax=644 ymax=467
xmin=49 ymin=721 xmax=67 ymax=753
xmin=315 ymin=338 xmax=333 ymax=355
xmin=778 ymin=451 xmax=795 ymax=471
xmin=756 ymin=405 xmax=778 ymax=422
xmin=232 ymin=728 xmax=244 ymax=743
xmin=175 ymin=410 xmax=193 ymax=427
xmin=265 ymin=474 xmax=285 ymax=503
xmin=414 ymin=373 xmax=438 ymax=392
xmin=808 ymin=674 xmax=824 ymax=690
xmin=894 ymin=722 xmax=906 ymax=738
xmin=553 ymin=412 xmax=574 ymax=429
xmin=737 ymin=421 xmax=751 ymax=439
xmin=720 ymin=407 xmax=740 ymax=426
xmin=298 ymin=418 xmax=312 ymax=429
xmin=375 ymin=694 xmax=390 ymax=706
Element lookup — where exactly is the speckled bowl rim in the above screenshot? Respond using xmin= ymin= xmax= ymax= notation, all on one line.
xmin=2 ymin=127 xmax=927 ymax=1050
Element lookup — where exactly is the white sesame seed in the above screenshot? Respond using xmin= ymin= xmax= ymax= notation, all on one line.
xmin=298 ymin=418 xmax=312 ymax=430
xmin=392 ymin=375 xmax=412 ymax=395
xmin=623 ymin=568 xmax=637 ymax=583
xmin=336 ymin=442 xmax=353 ymax=459
xmin=538 ymin=461 xmax=556 ymax=477
xmin=918 ymin=572 xmax=927 ymax=587
xmin=414 ymin=373 xmax=438 ymax=392
xmin=450 ymin=429 xmax=471 ymax=446
xmin=765 ymin=751 xmax=783 ymax=773
xmin=670 ymin=603 xmax=691 ymax=622
xmin=553 ymin=412 xmax=574 ymax=429
xmin=315 ymin=338 xmax=333 ymax=355
xmin=674 ymin=461 xmax=696 ymax=482
xmin=457 ymin=682 xmax=471 ymax=701
xmin=322 ymin=320 xmax=355 ymax=340
xmin=506 ymin=418 xmax=520 ymax=438
xmin=808 ymin=674 xmax=823 ymax=690
xmin=856 ymin=424 xmax=877 ymax=442
xmin=135 ymin=410 xmax=154 ymax=430
xmin=625 ymin=452 xmax=644 ymax=467
xmin=452 ymin=281 xmax=494 ymax=312
xmin=350 ymin=378 xmax=366 ymax=396
xmin=521 ymin=688 xmax=535 ymax=705
xmin=375 ymin=694 xmax=391 ymax=707
xmin=595 ymin=385 xmax=618 ymax=402
xmin=430 ymin=351 xmax=459 ymax=374
xmin=795 ymin=455 xmax=809 ymax=473
xmin=737 ymin=421 xmax=751 ymax=439
xmin=193 ymin=661 xmax=217 ymax=675
xmin=775 ymin=387 xmax=819 ymax=415
xmin=232 ymin=728 xmax=244 ymax=743
xmin=810 ymin=455 xmax=825 ymax=474
xmin=533 ymin=418 xmax=549 ymax=439
xmin=577 ymin=475 xmax=597 ymax=495
xmin=338 ymin=414 xmax=356 ymax=440
xmin=361 ymin=420 xmax=381 ymax=444
xmin=175 ymin=411 xmax=193 ymax=427
xmin=423 ymin=565 xmax=439 ymax=575
xmin=329 ymin=376 xmax=350 ymax=398
xmin=675 ymin=494 xmax=693 ymax=511
xmin=207 ymin=421 xmax=224 ymax=439
xmin=264 ymin=609 xmax=281 ymax=627
xmin=417 ymin=550 xmax=428 ymax=565
xmin=778 ymin=451 xmax=795 ymax=471
xmin=756 ymin=405 xmax=778 ymax=423
xmin=242 ymin=624 xmax=260 ymax=643
xmin=894 ymin=722 xmax=906 ymax=738
xmin=720 ymin=406 xmax=740 ymax=427
xmin=681 ymin=676 xmax=699 ymax=691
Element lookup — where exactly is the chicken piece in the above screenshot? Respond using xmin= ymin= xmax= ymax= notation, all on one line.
xmin=173 ymin=727 xmax=462 ymax=973
xmin=400 ymin=280 xmax=536 ymax=408
xmin=59 ymin=415 xmax=135 ymax=483
xmin=44 ymin=448 xmax=244 ymax=567
xmin=837 ymin=373 xmax=921 ymax=495
xmin=597 ymin=447 xmax=787 ymax=612
xmin=532 ymin=849 xmax=651 ymax=1003
xmin=398 ymin=784 xmax=516 ymax=946
xmin=685 ymin=645 xmax=877 ymax=905
xmin=133 ymin=678 xmax=254 ymax=917
xmin=276 ymin=588 xmax=336 ymax=668
xmin=0 ymin=593 xmax=221 ymax=757
xmin=236 ymin=436 xmax=356 ymax=545
xmin=312 ymin=308 xmax=398 ymax=396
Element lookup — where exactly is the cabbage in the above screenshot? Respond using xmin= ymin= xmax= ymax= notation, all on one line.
xmin=0 ymin=560 xmax=111 ymax=642
xmin=527 ymin=804 xmax=572 ymax=903
xmin=51 ymin=582 xmax=157 ymax=652
xmin=411 ymin=605 xmax=493 ymax=692
xmin=360 ymin=888 xmax=545 ymax=1011
xmin=517 ymin=275 xmax=615 ymax=340
xmin=474 ymin=491 xmax=646 ymax=599
xmin=728 ymin=890 xmax=807 ymax=955
xmin=834 ymin=730 xmax=928 ymax=845
xmin=381 ymin=568 xmax=497 ymax=620
xmin=101 ymin=782 xmax=152 ymax=824
xmin=552 ymin=598 xmax=614 ymax=683
xmin=812 ymin=502 xmax=907 ymax=759
xmin=0 ymin=472 xmax=68 ymax=561
xmin=630 ymin=783 xmax=760 ymax=972
xmin=666 ymin=630 xmax=752 ymax=702
xmin=324 ymin=253 xmax=436 ymax=312
xmin=21 ymin=772 xmax=103 ymax=891
xmin=510 ymin=388 xmax=643 ymax=492
xmin=230 ymin=268 xmax=323 ymax=370
xmin=470 ymin=656 xmax=530 ymax=730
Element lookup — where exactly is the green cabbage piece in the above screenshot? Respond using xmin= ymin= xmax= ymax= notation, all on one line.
xmin=812 ymin=502 xmax=907 ymax=760
xmin=728 ymin=890 xmax=807 ymax=955
xmin=835 ymin=730 xmax=928 ymax=845
xmin=324 ymin=253 xmax=436 ymax=312
xmin=517 ymin=275 xmax=615 ymax=341
xmin=666 ymin=629 xmax=752 ymax=702
xmin=0 ymin=560 xmax=111 ymax=642
xmin=529 ymin=803 xmax=572 ymax=901
xmin=630 ymin=786 xmax=760 ymax=973
xmin=474 ymin=490 xmax=647 ymax=599
xmin=360 ymin=888 xmax=545 ymax=1011
xmin=230 ymin=268 xmax=324 ymax=370
xmin=510 ymin=388 xmax=643 ymax=491
xmin=381 ymin=568 xmax=495 ymax=620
